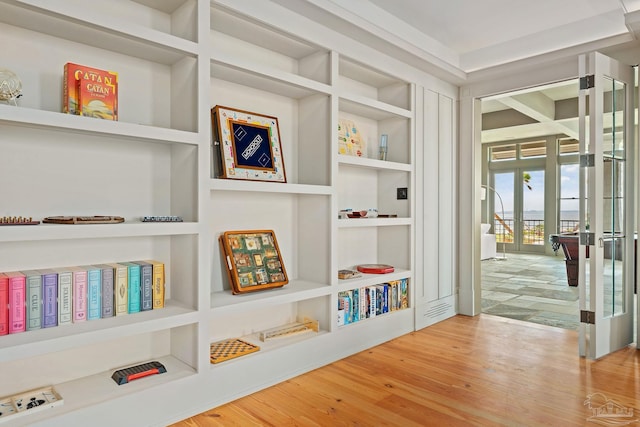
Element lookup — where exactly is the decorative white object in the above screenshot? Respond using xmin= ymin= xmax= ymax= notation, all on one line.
xmin=0 ymin=68 xmax=22 ymax=106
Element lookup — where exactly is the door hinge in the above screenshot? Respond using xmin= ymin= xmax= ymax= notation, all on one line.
xmin=581 ymin=310 xmax=596 ymax=324
xmin=580 ymin=75 xmax=595 ymax=89
xmin=580 ymin=232 xmax=595 ymax=246
xmin=580 ymin=154 xmax=595 ymax=167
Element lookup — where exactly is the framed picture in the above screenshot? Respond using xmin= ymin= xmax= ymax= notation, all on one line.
xmin=219 ymin=229 xmax=289 ymax=294
xmin=211 ymin=105 xmax=286 ymax=183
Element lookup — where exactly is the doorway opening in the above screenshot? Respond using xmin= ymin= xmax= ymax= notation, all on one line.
xmin=479 ymin=79 xmax=581 ymax=330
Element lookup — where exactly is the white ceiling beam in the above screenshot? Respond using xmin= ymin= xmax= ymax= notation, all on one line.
xmin=497 ymin=93 xmax=579 ymax=139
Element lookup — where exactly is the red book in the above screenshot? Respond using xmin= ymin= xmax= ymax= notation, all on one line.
xmin=6 ymin=271 xmax=26 ymax=334
xmin=0 ymin=273 xmax=8 ymax=335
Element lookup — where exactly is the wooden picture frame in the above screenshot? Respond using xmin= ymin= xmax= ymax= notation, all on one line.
xmin=211 ymin=105 xmax=286 ymax=183
xmin=219 ymin=230 xmax=288 ymax=294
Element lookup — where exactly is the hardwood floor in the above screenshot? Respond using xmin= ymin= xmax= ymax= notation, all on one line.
xmin=172 ymin=314 xmax=640 ymax=426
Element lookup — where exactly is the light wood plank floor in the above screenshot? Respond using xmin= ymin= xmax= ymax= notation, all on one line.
xmin=172 ymin=314 xmax=640 ymax=426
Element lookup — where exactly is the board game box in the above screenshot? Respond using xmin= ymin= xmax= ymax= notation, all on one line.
xmin=63 ymin=62 xmax=118 ymax=120
xmin=219 ymin=230 xmax=288 ymax=294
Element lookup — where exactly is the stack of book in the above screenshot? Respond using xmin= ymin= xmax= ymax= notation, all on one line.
xmin=337 ymin=278 xmax=409 ymax=326
xmin=0 ymin=260 xmax=165 ymax=336
xmin=63 ymin=62 xmax=118 ymax=120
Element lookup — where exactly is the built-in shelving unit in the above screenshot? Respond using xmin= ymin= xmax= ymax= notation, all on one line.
xmin=0 ymin=0 xmax=418 ymax=425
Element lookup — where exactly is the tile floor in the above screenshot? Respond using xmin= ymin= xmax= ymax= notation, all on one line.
xmin=481 ymin=252 xmax=580 ymax=330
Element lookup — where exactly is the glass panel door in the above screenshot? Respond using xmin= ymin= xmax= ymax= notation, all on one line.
xmin=578 ymin=52 xmax=634 ymax=359
xmin=521 ymin=169 xmax=545 ymax=249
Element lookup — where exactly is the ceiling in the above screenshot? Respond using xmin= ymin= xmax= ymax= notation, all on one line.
xmin=328 ymin=0 xmax=640 ymax=74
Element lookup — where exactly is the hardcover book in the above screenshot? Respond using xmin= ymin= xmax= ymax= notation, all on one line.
xmin=134 ymin=261 xmax=153 ymax=311
xmin=6 ymin=271 xmax=26 ymax=333
xmin=96 ymin=264 xmax=114 ymax=318
xmin=108 ymin=263 xmax=128 ymax=316
xmin=121 ymin=262 xmax=141 ymax=314
xmin=40 ymin=269 xmax=58 ymax=328
xmin=55 ymin=268 xmax=73 ymax=326
xmin=0 ymin=273 xmax=8 ymax=335
xmin=23 ymin=270 xmax=42 ymax=331
xmin=63 ymin=62 xmax=118 ymax=120
xmin=69 ymin=267 xmax=87 ymax=323
xmin=144 ymin=259 xmax=165 ymax=309
xmin=85 ymin=266 xmax=102 ymax=320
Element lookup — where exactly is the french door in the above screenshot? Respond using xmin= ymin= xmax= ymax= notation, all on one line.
xmin=578 ymin=52 xmax=635 ymax=359
xmin=490 ymin=168 xmax=545 ymax=253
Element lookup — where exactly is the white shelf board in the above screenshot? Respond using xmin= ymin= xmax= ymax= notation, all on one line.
xmin=211 ymin=57 xmax=332 ymax=99
xmin=210 ymin=179 xmax=332 ymax=195
xmin=337 ymin=155 xmax=411 ymax=172
xmin=29 ymin=355 xmax=196 ymax=426
xmin=0 ymin=301 xmax=198 ymax=363
xmin=336 ymin=304 xmax=413 ymax=329
xmin=337 ymin=268 xmax=412 ymax=291
xmin=0 ymin=221 xmax=200 ymax=243
xmin=4 ymin=0 xmax=197 ymax=64
xmin=209 ymin=329 xmax=329 ymax=370
xmin=339 ymin=95 xmax=412 ymax=120
xmin=210 ymin=280 xmax=330 ymax=315
xmin=338 ymin=217 xmax=412 ymax=228
xmin=0 ymin=105 xmax=199 ymax=146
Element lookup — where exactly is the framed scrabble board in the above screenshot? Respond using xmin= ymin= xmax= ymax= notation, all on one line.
xmin=219 ymin=230 xmax=288 ymax=294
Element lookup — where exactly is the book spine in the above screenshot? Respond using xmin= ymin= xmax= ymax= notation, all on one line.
xmin=126 ymin=264 xmax=141 ymax=314
xmin=113 ymin=265 xmax=128 ymax=316
xmin=0 ymin=273 xmax=8 ymax=335
xmin=359 ymin=287 xmax=367 ymax=320
xmin=57 ymin=271 xmax=73 ymax=325
xmin=72 ymin=269 xmax=87 ymax=322
xmin=352 ymin=288 xmax=359 ymax=323
xmin=151 ymin=261 xmax=165 ymax=309
xmin=8 ymin=273 xmax=26 ymax=333
xmin=42 ymin=272 xmax=58 ymax=328
xmin=25 ymin=271 xmax=42 ymax=331
xmin=86 ymin=267 xmax=102 ymax=320
xmin=138 ymin=263 xmax=152 ymax=311
xmin=368 ymin=287 xmax=376 ymax=318
xmin=100 ymin=266 xmax=114 ymax=318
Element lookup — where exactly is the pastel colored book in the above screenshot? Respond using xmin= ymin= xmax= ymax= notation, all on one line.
xmin=0 ymin=273 xmax=9 ymax=335
xmin=144 ymin=259 xmax=165 ymax=309
xmin=85 ymin=266 xmax=102 ymax=321
xmin=95 ymin=265 xmax=114 ymax=318
xmin=55 ymin=268 xmax=73 ymax=326
xmin=63 ymin=62 xmax=118 ymax=120
xmin=69 ymin=267 xmax=87 ymax=323
xmin=121 ymin=262 xmax=141 ymax=314
xmin=107 ymin=263 xmax=128 ymax=316
xmin=40 ymin=269 xmax=58 ymax=328
xmin=6 ymin=271 xmax=26 ymax=334
xmin=134 ymin=261 xmax=153 ymax=311
xmin=23 ymin=270 xmax=42 ymax=331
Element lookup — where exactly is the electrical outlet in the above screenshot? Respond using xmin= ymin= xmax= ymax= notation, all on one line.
xmin=397 ymin=187 xmax=408 ymax=200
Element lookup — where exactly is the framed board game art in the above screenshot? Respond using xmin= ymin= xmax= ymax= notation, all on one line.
xmin=211 ymin=105 xmax=286 ymax=183
xmin=219 ymin=230 xmax=288 ymax=294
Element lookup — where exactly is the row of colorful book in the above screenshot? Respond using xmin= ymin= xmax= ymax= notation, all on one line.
xmin=0 ymin=260 xmax=164 ymax=336
xmin=337 ymin=278 xmax=409 ymax=326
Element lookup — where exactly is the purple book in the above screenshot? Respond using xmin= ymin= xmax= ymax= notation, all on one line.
xmin=40 ymin=269 xmax=58 ymax=328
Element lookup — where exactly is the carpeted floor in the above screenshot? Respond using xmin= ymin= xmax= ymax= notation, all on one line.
xmin=481 ymin=252 xmax=580 ymax=330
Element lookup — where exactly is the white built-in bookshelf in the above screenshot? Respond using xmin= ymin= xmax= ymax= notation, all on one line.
xmin=0 ymin=0 xmax=417 ymax=425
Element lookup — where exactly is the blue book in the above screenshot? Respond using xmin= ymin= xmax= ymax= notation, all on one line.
xmin=134 ymin=261 xmax=153 ymax=311
xmin=96 ymin=265 xmax=114 ymax=318
xmin=23 ymin=270 xmax=42 ymax=331
xmin=122 ymin=262 xmax=141 ymax=314
xmin=40 ymin=269 xmax=58 ymax=328
xmin=85 ymin=266 xmax=102 ymax=320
